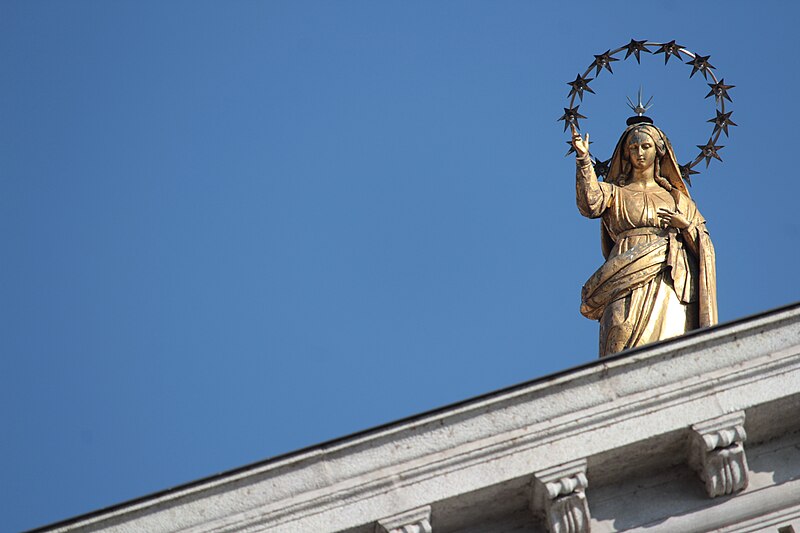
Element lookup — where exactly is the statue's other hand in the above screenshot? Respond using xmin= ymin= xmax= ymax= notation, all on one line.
xmin=570 ymin=123 xmax=590 ymax=159
xmin=657 ymin=208 xmax=690 ymax=230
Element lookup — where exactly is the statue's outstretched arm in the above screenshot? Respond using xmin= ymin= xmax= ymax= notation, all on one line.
xmin=575 ymin=155 xmax=608 ymax=218
xmin=571 ymin=124 xmax=612 ymax=218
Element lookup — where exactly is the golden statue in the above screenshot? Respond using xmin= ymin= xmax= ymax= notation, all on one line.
xmin=571 ymin=120 xmax=718 ymax=356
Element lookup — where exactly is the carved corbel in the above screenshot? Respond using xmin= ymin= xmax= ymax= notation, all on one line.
xmin=532 ymin=459 xmax=591 ymax=533
xmin=689 ymin=411 xmax=749 ymax=498
xmin=375 ymin=505 xmax=432 ymax=533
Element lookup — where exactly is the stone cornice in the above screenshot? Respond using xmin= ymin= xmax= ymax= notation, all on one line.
xmin=39 ymin=303 xmax=800 ymax=532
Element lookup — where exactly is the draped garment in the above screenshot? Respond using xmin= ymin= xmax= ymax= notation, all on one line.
xmin=576 ymin=178 xmax=717 ymax=356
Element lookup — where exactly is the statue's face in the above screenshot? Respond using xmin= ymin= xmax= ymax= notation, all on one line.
xmin=625 ymin=131 xmax=656 ymax=171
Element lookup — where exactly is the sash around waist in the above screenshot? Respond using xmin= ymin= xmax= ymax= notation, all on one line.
xmin=581 ymin=236 xmax=669 ymax=320
xmin=614 ymin=226 xmax=671 ymax=240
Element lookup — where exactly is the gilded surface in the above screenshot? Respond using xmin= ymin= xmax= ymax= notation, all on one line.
xmin=570 ymin=123 xmax=717 ymax=356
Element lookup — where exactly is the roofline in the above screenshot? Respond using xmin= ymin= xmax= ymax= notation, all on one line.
xmin=27 ymin=300 xmax=800 ymax=532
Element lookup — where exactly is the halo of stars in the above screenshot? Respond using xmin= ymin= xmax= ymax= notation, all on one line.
xmin=559 ymin=39 xmax=735 ymax=185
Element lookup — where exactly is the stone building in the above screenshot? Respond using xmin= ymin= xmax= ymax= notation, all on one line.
xmin=35 ymin=303 xmax=800 ymax=533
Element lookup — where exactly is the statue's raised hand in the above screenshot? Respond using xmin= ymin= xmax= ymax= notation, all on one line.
xmin=570 ymin=123 xmax=590 ymax=159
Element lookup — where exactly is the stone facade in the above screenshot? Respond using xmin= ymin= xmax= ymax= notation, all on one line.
xmin=35 ymin=303 xmax=800 ymax=533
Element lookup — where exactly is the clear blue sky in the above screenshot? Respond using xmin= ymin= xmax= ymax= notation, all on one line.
xmin=2 ymin=2 xmax=798 ymax=531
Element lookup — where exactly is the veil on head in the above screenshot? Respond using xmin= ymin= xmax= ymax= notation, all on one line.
xmin=605 ymin=122 xmax=690 ymax=198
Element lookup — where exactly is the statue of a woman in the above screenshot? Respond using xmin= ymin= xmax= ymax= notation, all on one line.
xmin=570 ymin=120 xmax=718 ymax=356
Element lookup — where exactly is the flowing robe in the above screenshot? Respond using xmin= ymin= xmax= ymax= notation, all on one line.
xmin=576 ymin=158 xmax=717 ymax=356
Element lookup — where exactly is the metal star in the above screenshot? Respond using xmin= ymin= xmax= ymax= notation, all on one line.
xmin=567 ymin=74 xmax=595 ymax=101
xmin=680 ymin=163 xmax=700 ymax=186
xmin=686 ymin=54 xmax=715 ymax=79
xmin=591 ymin=50 xmax=619 ymax=75
xmin=697 ymin=139 xmax=724 ymax=167
xmin=557 ymin=105 xmax=587 ymax=132
xmin=653 ymin=40 xmax=684 ymax=64
xmin=593 ymin=158 xmax=611 ymax=178
xmin=708 ymin=110 xmax=737 ymax=137
xmin=623 ymin=39 xmax=651 ymax=63
xmin=705 ymin=79 xmax=735 ymax=102
xmin=565 ymin=139 xmax=594 ymax=157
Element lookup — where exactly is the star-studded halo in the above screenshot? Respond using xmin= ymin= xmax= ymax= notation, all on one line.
xmin=558 ymin=39 xmax=736 ymax=185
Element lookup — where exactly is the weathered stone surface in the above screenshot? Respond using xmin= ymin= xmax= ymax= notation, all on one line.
xmin=376 ymin=506 xmax=432 ymax=533
xmin=533 ymin=460 xmax=590 ymax=533
xmin=690 ymin=411 xmax=749 ymax=497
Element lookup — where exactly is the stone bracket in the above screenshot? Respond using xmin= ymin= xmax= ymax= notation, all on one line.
xmin=532 ymin=459 xmax=591 ymax=533
xmin=690 ymin=411 xmax=749 ymax=498
xmin=375 ymin=505 xmax=432 ymax=533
